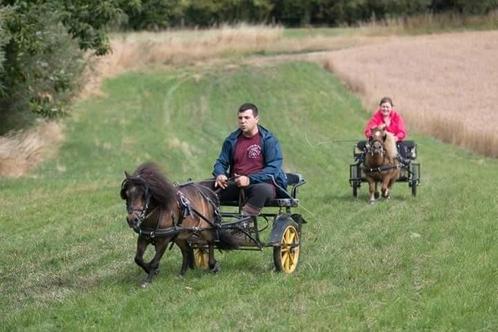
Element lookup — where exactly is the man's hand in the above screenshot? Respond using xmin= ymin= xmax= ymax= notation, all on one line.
xmin=234 ymin=174 xmax=250 ymax=188
xmin=215 ymin=174 xmax=228 ymax=189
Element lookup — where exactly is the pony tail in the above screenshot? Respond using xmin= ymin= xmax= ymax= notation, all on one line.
xmin=384 ymin=132 xmax=398 ymax=161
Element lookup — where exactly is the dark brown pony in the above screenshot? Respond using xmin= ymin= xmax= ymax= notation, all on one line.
xmin=120 ymin=162 xmax=235 ymax=286
xmin=364 ymin=127 xmax=400 ymax=204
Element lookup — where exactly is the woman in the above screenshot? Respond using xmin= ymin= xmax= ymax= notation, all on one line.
xmin=360 ymin=97 xmax=413 ymax=162
xmin=364 ymin=97 xmax=406 ymax=141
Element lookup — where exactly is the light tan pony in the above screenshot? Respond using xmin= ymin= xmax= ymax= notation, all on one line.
xmin=363 ymin=127 xmax=400 ymax=203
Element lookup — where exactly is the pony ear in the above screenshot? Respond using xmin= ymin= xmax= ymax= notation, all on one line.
xmin=124 ymin=171 xmax=130 ymax=178
xmin=120 ymin=176 xmax=128 ymax=200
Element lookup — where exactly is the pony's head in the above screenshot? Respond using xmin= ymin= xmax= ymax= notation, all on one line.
xmin=120 ymin=173 xmax=150 ymax=229
xmin=120 ymin=162 xmax=177 ymax=230
xmin=367 ymin=127 xmax=398 ymax=161
xmin=367 ymin=127 xmax=386 ymax=156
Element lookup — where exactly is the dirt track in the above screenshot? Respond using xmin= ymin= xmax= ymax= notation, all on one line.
xmin=326 ymin=30 xmax=498 ymax=157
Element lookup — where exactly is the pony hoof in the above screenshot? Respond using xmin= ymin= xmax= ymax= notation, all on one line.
xmin=140 ymin=281 xmax=150 ymax=288
xmin=210 ymin=262 xmax=220 ymax=273
xmin=374 ymin=192 xmax=380 ymax=199
xmin=368 ymin=199 xmax=376 ymax=205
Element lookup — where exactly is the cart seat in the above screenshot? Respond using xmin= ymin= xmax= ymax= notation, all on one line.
xmin=354 ymin=140 xmax=417 ymax=161
xmin=220 ymin=172 xmax=305 ymax=208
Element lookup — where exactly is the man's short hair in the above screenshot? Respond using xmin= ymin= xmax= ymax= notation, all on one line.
xmin=238 ymin=103 xmax=258 ymax=117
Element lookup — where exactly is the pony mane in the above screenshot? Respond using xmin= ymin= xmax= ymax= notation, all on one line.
xmin=131 ymin=162 xmax=177 ymax=209
xmin=384 ymin=132 xmax=398 ymax=161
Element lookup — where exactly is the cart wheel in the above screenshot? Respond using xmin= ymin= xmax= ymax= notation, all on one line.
xmin=273 ymin=221 xmax=300 ymax=273
xmin=194 ymin=248 xmax=209 ymax=269
xmin=352 ymin=182 xmax=358 ymax=198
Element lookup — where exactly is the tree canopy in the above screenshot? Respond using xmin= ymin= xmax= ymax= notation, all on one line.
xmin=119 ymin=0 xmax=498 ymax=28
xmin=0 ymin=0 xmax=121 ymax=131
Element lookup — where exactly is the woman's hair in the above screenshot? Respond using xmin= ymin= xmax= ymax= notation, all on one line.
xmin=379 ymin=97 xmax=393 ymax=106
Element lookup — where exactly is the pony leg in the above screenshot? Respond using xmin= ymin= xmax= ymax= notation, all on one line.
xmin=367 ymin=178 xmax=376 ymax=204
xmin=386 ymin=175 xmax=398 ymax=198
xmin=142 ymin=238 xmax=170 ymax=286
xmin=135 ymin=237 xmax=150 ymax=274
xmin=381 ymin=177 xmax=393 ymax=199
xmin=175 ymin=240 xmax=194 ymax=276
xmin=374 ymin=182 xmax=380 ymax=199
xmin=208 ymin=244 xmax=220 ymax=273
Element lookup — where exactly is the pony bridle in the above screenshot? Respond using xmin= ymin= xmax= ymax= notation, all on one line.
xmin=367 ymin=137 xmax=385 ymax=156
xmin=123 ymin=179 xmax=152 ymax=231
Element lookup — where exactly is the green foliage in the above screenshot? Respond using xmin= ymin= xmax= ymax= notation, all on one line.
xmin=1 ymin=62 xmax=497 ymax=330
xmin=0 ymin=0 xmax=121 ymax=131
xmin=0 ymin=3 xmax=81 ymax=129
xmin=58 ymin=1 xmax=120 ymax=56
xmin=121 ymin=0 xmax=181 ymax=30
xmin=272 ymin=0 xmax=314 ymax=26
xmin=119 ymin=0 xmax=276 ymax=28
xmin=0 ymin=6 xmax=12 ymax=95
xmin=176 ymin=0 xmax=273 ymax=27
xmin=117 ymin=0 xmax=498 ymax=28
xmin=432 ymin=0 xmax=498 ymax=14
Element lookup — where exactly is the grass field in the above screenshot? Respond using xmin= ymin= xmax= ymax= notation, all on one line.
xmin=1 ymin=62 xmax=497 ymax=330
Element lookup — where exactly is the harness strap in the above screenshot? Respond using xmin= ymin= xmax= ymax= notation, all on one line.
xmin=135 ymin=224 xmax=219 ymax=239
xmin=177 ymin=192 xmax=193 ymax=221
xmin=134 ymin=226 xmax=181 ymax=238
xmin=362 ymin=164 xmax=401 ymax=173
xmin=177 ymin=185 xmax=221 ymax=229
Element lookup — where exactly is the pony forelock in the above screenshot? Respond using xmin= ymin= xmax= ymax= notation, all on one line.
xmin=131 ymin=162 xmax=177 ymax=209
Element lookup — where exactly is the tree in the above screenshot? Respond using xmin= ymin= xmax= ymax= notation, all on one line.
xmin=0 ymin=0 xmax=122 ymax=131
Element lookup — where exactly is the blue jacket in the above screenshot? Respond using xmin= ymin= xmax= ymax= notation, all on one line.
xmin=213 ymin=125 xmax=287 ymax=189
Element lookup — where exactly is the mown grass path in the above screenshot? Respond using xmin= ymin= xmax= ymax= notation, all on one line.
xmin=1 ymin=62 xmax=497 ymax=330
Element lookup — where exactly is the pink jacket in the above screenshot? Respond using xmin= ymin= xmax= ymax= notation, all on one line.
xmin=364 ymin=109 xmax=407 ymax=141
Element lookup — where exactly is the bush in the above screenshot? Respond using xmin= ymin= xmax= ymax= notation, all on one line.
xmin=0 ymin=1 xmax=120 ymax=133
xmin=0 ymin=4 xmax=85 ymax=132
xmin=0 ymin=7 xmax=12 ymax=97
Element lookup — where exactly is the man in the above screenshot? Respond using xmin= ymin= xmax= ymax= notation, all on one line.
xmin=213 ymin=102 xmax=287 ymax=219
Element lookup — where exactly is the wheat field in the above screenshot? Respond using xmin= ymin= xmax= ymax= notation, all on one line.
xmin=326 ymin=30 xmax=498 ymax=157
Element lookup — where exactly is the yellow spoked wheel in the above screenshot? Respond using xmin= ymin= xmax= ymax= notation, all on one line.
xmin=193 ymin=248 xmax=209 ymax=269
xmin=273 ymin=222 xmax=300 ymax=273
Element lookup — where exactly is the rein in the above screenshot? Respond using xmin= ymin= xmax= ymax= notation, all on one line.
xmin=362 ymin=164 xmax=401 ymax=174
